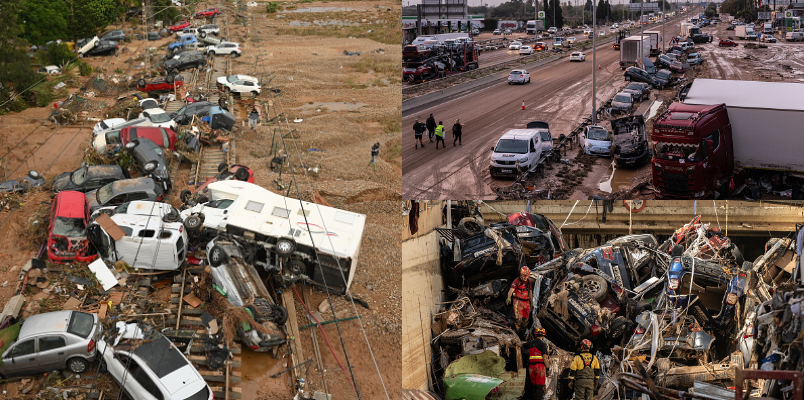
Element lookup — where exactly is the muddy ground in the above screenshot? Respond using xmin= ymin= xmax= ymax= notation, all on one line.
xmin=0 ymin=0 xmax=401 ymax=399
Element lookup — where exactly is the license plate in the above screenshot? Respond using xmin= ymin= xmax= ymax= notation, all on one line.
xmin=501 ymin=169 xmax=512 ymax=173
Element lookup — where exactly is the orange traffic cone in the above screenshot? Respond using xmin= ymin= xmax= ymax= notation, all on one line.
xmin=521 ymin=100 xmax=525 ymax=110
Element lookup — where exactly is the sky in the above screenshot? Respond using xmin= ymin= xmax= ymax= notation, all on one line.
xmin=403 ymin=0 xmax=702 ymax=7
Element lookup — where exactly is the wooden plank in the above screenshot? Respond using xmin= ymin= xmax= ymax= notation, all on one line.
xmin=282 ymin=289 xmax=304 ymax=377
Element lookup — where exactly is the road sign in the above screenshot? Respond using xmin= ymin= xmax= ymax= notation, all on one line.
xmin=538 ymin=11 xmax=545 ymax=19
xmin=758 ymin=12 xmax=771 ymax=19
xmin=786 ymin=11 xmax=793 ymax=18
xmin=629 ymin=3 xmax=660 ymax=11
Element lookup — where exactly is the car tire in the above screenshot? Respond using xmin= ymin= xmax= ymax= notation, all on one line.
xmin=144 ymin=161 xmax=158 ymax=172
xmin=581 ymin=274 xmax=608 ymax=302
xmin=184 ymin=214 xmax=203 ymax=232
xmin=180 ymin=189 xmax=193 ymax=203
xmin=209 ymin=245 xmax=228 ymax=267
xmin=163 ymin=209 xmax=180 ymax=223
xmin=67 ymin=357 xmax=88 ymax=374
xmin=235 ymin=167 xmax=250 ymax=181
xmin=136 ymin=79 xmax=146 ymax=89
xmin=217 ymin=162 xmax=229 ymax=173
xmin=165 ymin=74 xmax=175 ymax=84
xmin=270 ymin=305 xmax=289 ymax=325
xmin=231 ymin=52 xmax=239 ymax=58
xmin=98 ymin=360 xmax=107 ymax=373
xmin=625 ymin=76 xmax=631 ymax=81
xmin=275 ymin=238 xmax=296 ymax=257
xmin=124 ymin=140 xmax=138 ymax=150
xmin=199 ymin=31 xmax=207 ymax=38
xmin=456 ymin=217 xmax=483 ymax=238
xmin=286 ymin=258 xmax=306 ymax=276
xmin=251 ymin=90 xmax=259 ymax=98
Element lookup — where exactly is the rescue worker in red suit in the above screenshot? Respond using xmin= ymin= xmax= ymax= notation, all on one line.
xmin=521 ymin=327 xmax=549 ymax=400
xmin=507 ymin=266 xmax=533 ymax=333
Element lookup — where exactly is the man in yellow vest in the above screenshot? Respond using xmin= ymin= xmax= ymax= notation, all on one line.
xmin=568 ymin=339 xmax=600 ymax=400
xmin=434 ymin=121 xmax=445 ymax=149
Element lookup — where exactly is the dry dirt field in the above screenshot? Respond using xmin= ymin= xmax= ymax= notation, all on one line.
xmin=0 ymin=0 xmax=401 ymax=398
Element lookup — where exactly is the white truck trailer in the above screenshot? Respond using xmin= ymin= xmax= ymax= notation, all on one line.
xmin=643 ymin=30 xmax=662 ymax=56
xmin=619 ymin=35 xmax=651 ymax=69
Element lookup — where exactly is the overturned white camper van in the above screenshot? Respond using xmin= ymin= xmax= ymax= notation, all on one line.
xmin=86 ymin=213 xmax=188 ymax=270
xmin=180 ymin=180 xmax=366 ymax=294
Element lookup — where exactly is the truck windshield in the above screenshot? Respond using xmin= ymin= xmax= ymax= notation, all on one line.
xmin=654 ymin=142 xmax=702 ymax=162
xmin=494 ymin=139 xmax=529 ymax=154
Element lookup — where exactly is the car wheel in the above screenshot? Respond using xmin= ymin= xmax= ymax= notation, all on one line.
xmin=165 ymin=74 xmax=175 ymax=84
xmin=217 ymin=162 xmax=229 ymax=173
xmin=581 ymin=274 xmax=608 ymax=302
xmin=143 ymin=161 xmax=158 ymax=172
xmin=98 ymin=360 xmax=107 ymax=373
xmin=67 ymin=357 xmax=88 ymax=374
xmin=235 ymin=167 xmax=250 ymax=181
xmin=199 ymin=31 xmax=207 ymax=38
xmin=456 ymin=217 xmax=483 ymax=238
xmin=208 ymin=245 xmax=228 ymax=267
xmin=163 ymin=209 xmax=180 ymax=223
xmin=285 ymin=258 xmax=306 ymax=277
xmin=270 ymin=305 xmax=289 ymax=325
xmin=136 ymin=79 xmax=146 ymax=89
xmin=625 ymin=76 xmax=631 ymax=81
xmin=275 ymin=238 xmax=296 ymax=257
xmin=184 ymin=214 xmax=203 ymax=232
xmin=179 ymin=189 xmax=193 ymax=203
xmin=124 ymin=140 xmax=138 ymax=150
xmin=231 ymin=52 xmax=239 ymax=58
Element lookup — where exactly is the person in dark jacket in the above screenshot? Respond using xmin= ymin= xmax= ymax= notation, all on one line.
xmin=426 ymin=114 xmax=436 ymax=143
xmin=452 ymin=119 xmax=462 ymax=146
xmin=413 ymin=118 xmax=425 ymax=149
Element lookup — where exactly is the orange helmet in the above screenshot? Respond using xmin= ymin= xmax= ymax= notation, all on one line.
xmin=520 ymin=266 xmax=530 ymax=279
xmin=581 ymin=339 xmax=592 ymax=351
xmin=534 ymin=327 xmax=546 ymax=337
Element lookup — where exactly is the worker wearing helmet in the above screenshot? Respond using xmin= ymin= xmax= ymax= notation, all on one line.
xmin=521 ymin=327 xmax=550 ymax=400
xmin=507 ymin=266 xmax=533 ymax=333
xmin=568 ymin=339 xmax=600 ymax=400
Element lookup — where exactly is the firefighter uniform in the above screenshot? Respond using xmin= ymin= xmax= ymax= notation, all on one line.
xmin=509 ymin=276 xmax=532 ymax=332
xmin=569 ymin=350 xmax=600 ymax=400
xmin=522 ymin=337 xmax=548 ymax=400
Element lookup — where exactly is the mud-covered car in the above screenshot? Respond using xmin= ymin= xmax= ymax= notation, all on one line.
xmin=124 ymin=138 xmax=172 ymax=192
xmin=611 ymin=115 xmax=649 ymax=167
xmin=0 ymin=171 xmax=45 ymax=193
xmin=53 ymin=165 xmax=128 ymax=193
xmin=442 ymin=222 xmax=523 ymax=288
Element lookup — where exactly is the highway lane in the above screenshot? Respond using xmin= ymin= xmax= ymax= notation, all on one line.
xmin=402 ymin=18 xmax=687 ymax=200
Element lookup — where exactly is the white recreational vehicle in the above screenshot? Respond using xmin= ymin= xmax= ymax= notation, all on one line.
xmin=180 ymin=180 xmax=366 ymax=294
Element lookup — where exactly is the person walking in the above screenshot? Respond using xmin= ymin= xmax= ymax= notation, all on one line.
xmin=521 ymin=328 xmax=550 ymax=400
xmin=248 ymin=107 xmax=259 ymax=130
xmin=452 ymin=119 xmax=462 ymax=146
xmin=506 ymin=266 xmax=533 ymax=333
xmin=426 ymin=114 xmax=436 ymax=143
xmin=413 ymin=118 xmax=425 ymax=149
xmin=568 ymin=339 xmax=600 ymax=400
xmin=434 ymin=121 xmax=445 ymax=149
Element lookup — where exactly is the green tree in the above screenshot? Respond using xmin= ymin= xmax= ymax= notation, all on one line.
xmin=66 ymin=0 xmax=121 ymax=40
xmin=19 ymin=0 xmax=70 ymax=45
xmin=37 ymin=43 xmax=74 ymax=66
xmin=0 ymin=0 xmax=43 ymax=113
xmin=584 ymin=0 xmax=593 ymax=12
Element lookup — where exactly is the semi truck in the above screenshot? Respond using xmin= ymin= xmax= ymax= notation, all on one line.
xmin=643 ymin=30 xmax=662 ymax=56
xmin=526 ymin=20 xmax=544 ymax=34
xmin=651 ymin=79 xmax=804 ymax=199
xmin=619 ymin=36 xmax=651 ymax=69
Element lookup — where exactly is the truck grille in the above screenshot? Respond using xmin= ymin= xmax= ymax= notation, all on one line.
xmin=497 ymin=160 xmax=516 ymax=166
xmin=661 ymin=172 xmax=689 ymax=197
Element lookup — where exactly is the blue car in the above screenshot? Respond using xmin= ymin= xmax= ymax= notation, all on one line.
xmin=687 ymin=52 xmax=703 ymax=65
xmin=168 ymin=35 xmax=198 ymax=51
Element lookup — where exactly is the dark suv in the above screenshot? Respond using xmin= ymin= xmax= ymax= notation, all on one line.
xmin=86 ymin=40 xmax=118 ymax=56
xmin=101 ymin=29 xmax=127 ymax=42
xmin=623 ymin=66 xmax=657 ymax=88
xmin=163 ymin=50 xmax=207 ymax=74
xmin=124 ymin=138 xmax=172 ymax=193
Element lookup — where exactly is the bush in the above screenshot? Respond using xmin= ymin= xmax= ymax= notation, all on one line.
xmin=37 ymin=43 xmax=74 ymax=67
xmin=266 ymin=2 xmax=281 ymax=13
xmin=78 ymin=62 xmax=93 ymax=76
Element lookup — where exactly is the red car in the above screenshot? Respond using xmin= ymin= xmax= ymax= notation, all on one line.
xmin=47 ymin=191 xmax=97 ymax=264
xmin=119 ymin=126 xmax=178 ymax=151
xmin=195 ymin=8 xmax=221 ymax=18
xmin=718 ymin=39 xmax=738 ymax=47
xmin=136 ymin=75 xmax=185 ymax=93
xmin=167 ymin=21 xmax=191 ymax=32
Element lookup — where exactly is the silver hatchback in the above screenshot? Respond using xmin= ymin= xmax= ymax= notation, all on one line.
xmin=0 ymin=311 xmax=101 ymax=378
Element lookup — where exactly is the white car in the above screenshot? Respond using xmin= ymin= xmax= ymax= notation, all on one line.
xmin=98 ymin=322 xmax=213 ymax=400
xmin=205 ymin=41 xmax=241 ymax=57
xmin=216 ymin=74 xmax=261 ymax=96
xmin=38 ymin=65 xmax=61 ymax=74
xmin=569 ymin=51 xmax=586 ymax=61
xmin=77 ymin=36 xmax=100 ymax=57
xmin=761 ymin=34 xmax=777 ymax=43
xmin=679 ymin=41 xmax=694 ymax=51
xmin=93 ymin=118 xmax=127 ymax=137
xmin=567 ymin=37 xmax=577 ymax=44
xmin=580 ymin=125 xmax=612 ymax=157
xmin=507 ymin=69 xmax=530 ymax=84
xmin=138 ymin=108 xmax=177 ymax=130
xmin=198 ymin=24 xmax=220 ymax=37
xmin=519 ymin=45 xmax=534 ymax=55
xmin=91 ymin=200 xmax=180 ymax=221
xmin=508 ymin=41 xmax=522 ymax=50
xmin=599 ymin=31 xmax=606 ymax=36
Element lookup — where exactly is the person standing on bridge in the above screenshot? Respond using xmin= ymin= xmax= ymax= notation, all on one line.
xmin=426 ymin=114 xmax=436 ymax=143
xmin=452 ymin=119 xmax=463 ymax=146
xmin=413 ymin=118 xmax=425 ymax=149
xmin=434 ymin=121 xmax=445 ymax=149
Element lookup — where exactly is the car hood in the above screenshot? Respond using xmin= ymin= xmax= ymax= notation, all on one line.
xmin=52 ymin=172 xmax=76 ymax=192
xmin=162 ymin=365 xmax=205 ymax=396
xmin=586 ymin=138 xmax=611 ymax=148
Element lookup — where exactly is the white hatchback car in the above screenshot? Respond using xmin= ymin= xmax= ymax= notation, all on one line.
xmin=508 ymin=41 xmax=522 ymax=50
xmin=216 ymin=74 xmax=261 ymax=96
xmin=570 ymin=51 xmax=586 ymax=61
xmin=138 ymin=108 xmax=177 ymax=131
xmin=507 ymin=69 xmax=530 ymax=84
xmin=98 ymin=322 xmax=212 ymax=400
xmin=581 ymin=125 xmax=612 ymax=157
xmin=567 ymin=37 xmax=577 ymax=44
xmin=519 ymin=45 xmax=534 ymax=55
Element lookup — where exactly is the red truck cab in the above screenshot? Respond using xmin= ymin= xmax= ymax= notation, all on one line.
xmin=651 ymin=102 xmax=734 ymax=198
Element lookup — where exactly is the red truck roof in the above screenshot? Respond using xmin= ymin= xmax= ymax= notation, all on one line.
xmin=653 ymin=102 xmax=726 ymax=135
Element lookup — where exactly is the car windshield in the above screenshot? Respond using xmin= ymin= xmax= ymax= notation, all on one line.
xmin=133 ymin=334 xmax=189 ymax=378
xmin=53 ymin=216 xmax=86 ymax=237
xmin=625 ymin=83 xmax=642 ymax=90
xmin=655 ymin=142 xmax=701 ymax=162
xmin=149 ymin=113 xmax=172 ymax=123
xmin=494 ymin=139 xmax=529 ymax=154
xmin=587 ymin=128 xmax=610 ymax=141
xmin=96 ymin=184 xmax=116 ymax=204
xmin=67 ymin=312 xmax=95 ymax=338
xmin=657 ymin=71 xmax=670 ymax=80
xmin=614 ymin=94 xmax=631 ymax=103
xmin=71 ymin=167 xmax=89 ymax=185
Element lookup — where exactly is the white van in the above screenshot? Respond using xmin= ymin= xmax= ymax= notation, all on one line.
xmin=489 ymin=128 xmax=546 ymax=178
xmin=181 ymin=180 xmax=366 ymax=294
xmin=86 ymin=213 xmax=188 ymax=271
xmin=786 ymin=32 xmax=804 ymax=42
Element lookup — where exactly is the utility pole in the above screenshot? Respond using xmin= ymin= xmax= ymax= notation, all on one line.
xmin=592 ymin=0 xmax=597 ymax=125
xmin=662 ymin=0 xmax=665 ymax=52
xmin=641 ymin=0 xmax=644 ymax=41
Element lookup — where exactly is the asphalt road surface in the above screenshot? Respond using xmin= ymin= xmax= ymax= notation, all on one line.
xmin=403 ymin=17 xmax=688 ymax=199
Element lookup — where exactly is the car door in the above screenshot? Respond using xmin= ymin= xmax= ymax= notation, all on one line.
xmin=109 ymin=353 xmax=160 ymax=400
xmin=2 ymin=338 xmax=39 ymax=375
xmin=37 ymin=335 xmax=69 ymax=371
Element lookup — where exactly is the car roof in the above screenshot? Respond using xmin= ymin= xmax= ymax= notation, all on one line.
xmin=111 ymin=213 xmax=184 ymax=232
xmin=54 ymin=191 xmax=87 ymax=218
xmin=110 ymin=177 xmax=157 ymax=192
xmin=499 ymin=129 xmax=541 ymax=140
xmin=19 ymin=311 xmax=77 ymax=338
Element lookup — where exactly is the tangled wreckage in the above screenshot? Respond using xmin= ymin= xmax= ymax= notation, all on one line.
xmin=427 ymin=208 xmax=804 ymax=400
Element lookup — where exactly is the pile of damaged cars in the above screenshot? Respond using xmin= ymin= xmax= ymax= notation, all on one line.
xmin=431 ymin=208 xmax=797 ymax=400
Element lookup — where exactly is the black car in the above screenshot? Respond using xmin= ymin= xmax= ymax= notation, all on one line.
xmin=623 ymin=66 xmax=657 ymax=87
xmin=171 ymin=101 xmax=215 ymax=125
xmin=124 ymin=138 xmax=171 ymax=192
xmin=163 ymin=50 xmax=207 ymax=74
xmin=101 ymin=29 xmax=127 ymax=42
xmin=611 ymin=115 xmax=649 ymax=167
xmin=656 ymin=54 xmax=674 ymax=68
xmin=442 ymin=222 xmax=523 ymax=288
xmin=0 ymin=171 xmax=45 ymax=193
xmin=85 ymin=177 xmax=163 ymax=212
xmin=622 ymin=82 xmax=650 ymax=102
xmin=147 ymin=31 xmax=161 ymax=41
xmin=653 ymin=69 xmax=673 ymax=88
xmin=86 ymin=40 xmax=118 ymax=56
xmin=53 ymin=165 xmax=128 ymax=193
xmin=726 ymin=24 xmax=735 ymax=30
